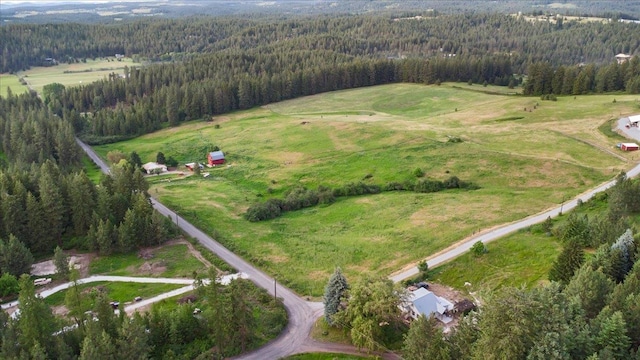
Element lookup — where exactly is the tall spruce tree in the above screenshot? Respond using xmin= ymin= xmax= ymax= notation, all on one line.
xmin=549 ymin=238 xmax=585 ymax=284
xmin=323 ymin=267 xmax=349 ymax=326
xmin=0 ymin=235 xmax=34 ymax=277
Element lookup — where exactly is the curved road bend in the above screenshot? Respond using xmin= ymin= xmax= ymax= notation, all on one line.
xmin=77 ymin=138 xmax=325 ymax=359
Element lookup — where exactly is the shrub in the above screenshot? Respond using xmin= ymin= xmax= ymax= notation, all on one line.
xmin=414 ymin=179 xmax=444 ymax=193
xmin=244 ymin=199 xmax=283 ymax=222
xmin=471 ymin=241 xmax=487 ymax=256
xmin=413 ymin=168 xmax=425 ymax=178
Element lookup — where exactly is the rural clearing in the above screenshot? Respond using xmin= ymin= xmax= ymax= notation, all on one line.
xmin=94 ymin=82 xmax=640 ymax=296
xmin=16 ymin=57 xmax=141 ymax=93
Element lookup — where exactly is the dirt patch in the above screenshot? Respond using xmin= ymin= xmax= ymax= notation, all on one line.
xmin=52 ymin=305 xmax=70 ymax=317
xmin=426 ymin=282 xmax=466 ymax=304
xmin=140 ymin=238 xmax=212 ymax=269
xmin=134 ymin=261 xmax=167 ymax=276
xmin=31 ymin=253 xmax=94 ymax=278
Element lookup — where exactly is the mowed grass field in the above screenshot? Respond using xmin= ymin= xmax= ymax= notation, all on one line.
xmin=0 ymin=74 xmax=30 ymax=98
xmin=95 ymin=83 xmax=638 ymax=296
xmin=19 ymin=58 xmax=141 ymax=93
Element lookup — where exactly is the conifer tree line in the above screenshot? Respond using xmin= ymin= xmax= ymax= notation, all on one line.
xmin=3 ymin=13 xmax=640 ymax=74
xmin=0 ymin=94 xmax=176 ymax=280
xmin=524 ymin=58 xmax=640 ymax=95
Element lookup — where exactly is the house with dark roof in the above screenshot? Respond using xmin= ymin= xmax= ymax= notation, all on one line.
xmin=208 ymin=151 xmax=225 ymax=166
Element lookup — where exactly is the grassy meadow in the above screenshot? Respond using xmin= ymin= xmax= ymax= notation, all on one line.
xmin=429 ymin=229 xmax=561 ymax=294
xmin=94 ymin=83 xmax=639 ymax=296
xmin=19 ymin=58 xmax=141 ymax=93
xmin=0 ymin=74 xmax=30 ymax=98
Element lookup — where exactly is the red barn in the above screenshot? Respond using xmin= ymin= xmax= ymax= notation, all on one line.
xmin=208 ymin=151 xmax=225 ymax=165
xmin=621 ymin=143 xmax=639 ymax=151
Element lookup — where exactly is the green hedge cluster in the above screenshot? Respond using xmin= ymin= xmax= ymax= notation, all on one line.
xmin=245 ymin=176 xmax=478 ymax=222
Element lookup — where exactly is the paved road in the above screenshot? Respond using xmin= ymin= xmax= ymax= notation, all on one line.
xmin=1 ymin=274 xmax=246 ymax=311
xmin=391 ymin=119 xmax=640 ymax=282
xmin=77 ymin=138 xmax=326 ymax=360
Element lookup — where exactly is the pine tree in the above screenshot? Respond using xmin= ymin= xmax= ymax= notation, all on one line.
xmin=116 ymin=313 xmax=151 ymax=360
xmin=403 ymin=315 xmax=451 ymax=360
xmin=565 ymin=265 xmax=613 ymax=319
xmin=53 ymin=246 xmax=70 ymax=280
xmin=68 ymin=172 xmax=96 ymax=236
xmin=38 ymin=167 xmax=65 ymax=248
xmin=0 ymin=234 xmax=34 ymax=277
xmin=16 ymin=274 xmax=57 ymax=357
xmin=323 ymin=267 xmax=349 ymax=326
xmin=549 ymin=238 xmax=585 ymax=284
xmin=595 ymin=311 xmax=630 ymax=359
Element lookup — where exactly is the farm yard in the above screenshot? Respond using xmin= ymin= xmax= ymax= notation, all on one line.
xmin=94 ymin=82 xmax=638 ymax=296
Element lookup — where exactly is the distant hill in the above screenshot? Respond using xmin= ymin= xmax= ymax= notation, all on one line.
xmin=2 ymin=0 xmax=639 ymax=24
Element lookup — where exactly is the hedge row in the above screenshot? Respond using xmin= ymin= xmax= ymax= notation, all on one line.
xmin=245 ymin=176 xmax=478 ymax=222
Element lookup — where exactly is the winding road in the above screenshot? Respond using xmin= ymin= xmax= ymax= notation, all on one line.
xmin=76 ymin=115 xmax=640 ymax=359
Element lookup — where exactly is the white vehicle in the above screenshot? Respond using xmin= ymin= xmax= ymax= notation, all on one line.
xmin=33 ymin=278 xmax=52 ymax=286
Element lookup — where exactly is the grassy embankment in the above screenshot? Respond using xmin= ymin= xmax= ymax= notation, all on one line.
xmin=18 ymin=58 xmax=141 ymax=93
xmin=94 ymin=83 xmax=637 ymax=296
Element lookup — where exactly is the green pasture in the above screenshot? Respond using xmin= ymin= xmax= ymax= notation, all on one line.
xmin=19 ymin=58 xmax=141 ymax=93
xmin=430 ymin=230 xmax=561 ymax=294
xmin=0 ymin=74 xmax=30 ymax=98
xmin=89 ymin=243 xmax=207 ymax=278
xmin=94 ymin=83 xmax=637 ymax=296
xmin=44 ymin=281 xmax=185 ymax=309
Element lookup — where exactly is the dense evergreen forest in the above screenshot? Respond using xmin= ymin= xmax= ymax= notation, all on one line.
xmin=2 ymin=0 xmax=640 ymax=24
xmin=4 ymin=13 xmax=640 ymax=74
xmin=6 ymin=13 xmax=640 ymax=143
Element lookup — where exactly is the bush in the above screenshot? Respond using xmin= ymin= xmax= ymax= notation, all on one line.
xmin=414 ymin=179 xmax=444 ymax=193
xmin=413 ymin=168 xmax=425 ymax=178
xmin=471 ymin=241 xmax=487 ymax=256
xmin=244 ymin=199 xmax=283 ymax=222
xmin=0 ymin=273 xmax=19 ymax=297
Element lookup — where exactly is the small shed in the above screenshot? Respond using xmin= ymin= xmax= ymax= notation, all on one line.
xmin=208 ymin=151 xmax=225 ymax=166
xmin=142 ymin=162 xmax=167 ymax=174
xmin=628 ymin=115 xmax=640 ymax=127
xmin=621 ymin=143 xmax=640 ymax=151
xmin=185 ymin=163 xmax=204 ymax=171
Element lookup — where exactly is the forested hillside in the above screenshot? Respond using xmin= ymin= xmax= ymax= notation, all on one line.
xmin=9 ymin=13 xmax=639 ymax=144
xmin=3 ymin=13 xmax=640 ymax=73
